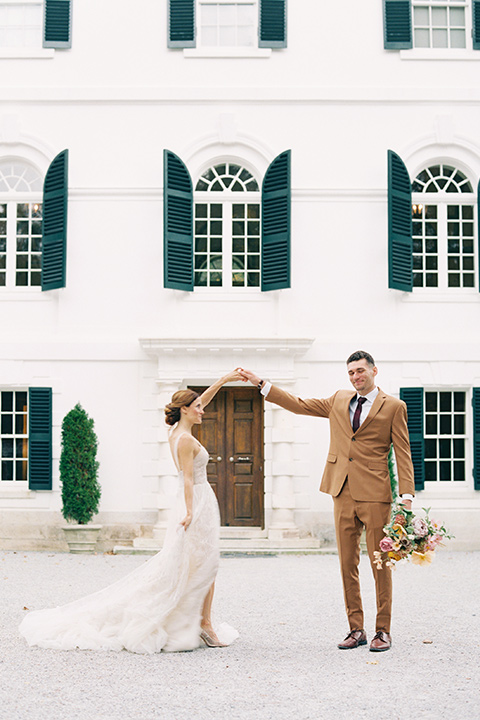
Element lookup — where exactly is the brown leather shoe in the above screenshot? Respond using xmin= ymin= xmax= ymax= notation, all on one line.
xmin=369 ymin=630 xmax=392 ymax=652
xmin=337 ymin=629 xmax=367 ymax=649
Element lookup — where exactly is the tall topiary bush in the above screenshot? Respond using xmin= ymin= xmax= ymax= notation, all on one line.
xmin=60 ymin=403 xmax=101 ymax=525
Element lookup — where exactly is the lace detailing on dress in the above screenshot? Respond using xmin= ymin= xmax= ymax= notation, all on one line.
xmin=19 ymin=436 xmax=238 ymax=654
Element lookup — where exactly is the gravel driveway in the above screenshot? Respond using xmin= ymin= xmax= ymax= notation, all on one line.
xmin=0 ymin=550 xmax=478 ymax=720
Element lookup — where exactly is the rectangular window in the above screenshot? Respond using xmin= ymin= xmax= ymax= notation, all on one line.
xmin=15 ymin=202 xmax=42 ymax=287
xmin=447 ymin=204 xmax=475 ymax=288
xmin=232 ymin=203 xmax=260 ymax=287
xmin=0 ymin=201 xmax=42 ymax=288
xmin=0 ymin=1 xmax=42 ymax=49
xmin=199 ymin=1 xmax=255 ymax=47
xmin=194 ymin=203 xmax=223 ymax=287
xmin=194 ymin=201 xmax=261 ymax=288
xmin=412 ymin=204 xmax=438 ymax=287
xmin=413 ymin=0 xmax=468 ymax=48
xmin=424 ymin=390 xmax=466 ymax=481
xmin=1 ymin=389 xmax=28 ymax=482
xmin=412 ymin=201 xmax=476 ymax=290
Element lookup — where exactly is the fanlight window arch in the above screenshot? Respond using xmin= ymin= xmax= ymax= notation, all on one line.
xmin=411 ymin=163 xmax=476 ymax=290
xmin=195 ymin=162 xmax=259 ymax=192
xmin=0 ymin=161 xmax=43 ymax=193
xmin=194 ymin=162 xmax=261 ymax=288
xmin=412 ymin=164 xmax=473 ymax=194
xmin=0 ymin=160 xmax=43 ymax=288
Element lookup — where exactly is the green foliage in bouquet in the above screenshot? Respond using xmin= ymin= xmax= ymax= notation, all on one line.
xmin=60 ymin=404 xmax=101 ymax=525
xmin=388 ymin=445 xmax=398 ymax=501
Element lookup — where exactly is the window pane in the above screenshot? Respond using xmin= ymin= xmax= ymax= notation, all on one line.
xmin=432 ymin=29 xmax=448 ymax=47
xmin=425 ymin=462 xmax=437 ymax=481
xmin=439 ymin=415 xmax=452 ymax=434
xmin=414 ymin=7 xmax=429 ymax=24
xmin=450 ymin=29 xmax=465 ymax=48
xmin=453 ymin=461 xmax=465 ymax=481
xmin=414 ymin=28 xmax=430 ymax=47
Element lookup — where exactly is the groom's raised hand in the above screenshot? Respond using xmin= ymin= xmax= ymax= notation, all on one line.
xmin=239 ymin=368 xmax=261 ymax=386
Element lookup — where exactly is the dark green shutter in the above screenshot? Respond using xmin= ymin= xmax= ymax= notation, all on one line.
xmin=42 ymin=150 xmax=68 ymax=291
xmin=164 ymin=150 xmax=193 ymax=291
xmin=168 ymin=0 xmax=195 ymax=48
xmin=43 ymin=0 xmax=72 ymax=48
xmin=383 ymin=0 xmax=412 ymax=49
xmin=473 ymin=1 xmax=480 ymax=50
xmin=473 ymin=388 xmax=480 ymax=490
xmin=29 ymin=388 xmax=52 ymax=491
xmin=400 ymin=388 xmax=425 ymax=492
xmin=388 ymin=150 xmax=412 ymax=291
xmin=261 ymin=150 xmax=291 ymax=291
xmin=259 ymin=0 xmax=287 ymax=48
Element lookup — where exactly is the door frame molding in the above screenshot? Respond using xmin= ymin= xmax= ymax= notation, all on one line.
xmin=140 ymin=336 xmax=314 ymax=543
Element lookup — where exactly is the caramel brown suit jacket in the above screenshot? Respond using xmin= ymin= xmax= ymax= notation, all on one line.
xmin=266 ymin=385 xmax=415 ymax=503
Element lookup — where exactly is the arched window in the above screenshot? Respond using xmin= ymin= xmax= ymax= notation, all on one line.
xmin=0 ymin=160 xmax=43 ymax=288
xmin=194 ymin=162 xmax=261 ymax=288
xmin=411 ymin=163 xmax=476 ymax=289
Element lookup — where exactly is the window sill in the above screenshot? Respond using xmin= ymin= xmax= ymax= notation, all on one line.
xmin=400 ymin=49 xmax=480 ymax=61
xmin=400 ymin=291 xmax=479 ymax=303
xmin=175 ymin=288 xmax=276 ymax=302
xmin=0 ymin=290 xmax=51 ymax=301
xmin=0 ymin=48 xmax=54 ymax=59
xmin=0 ymin=487 xmax=34 ymax=499
xmin=183 ymin=47 xmax=271 ymax=59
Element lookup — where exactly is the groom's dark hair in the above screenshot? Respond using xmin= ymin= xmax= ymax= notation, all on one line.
xmin=346 ymin=350 xmax=375 ymax=367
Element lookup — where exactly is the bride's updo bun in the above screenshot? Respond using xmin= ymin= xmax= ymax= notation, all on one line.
xmin=165 ymin=389 xmax=200 ymax=426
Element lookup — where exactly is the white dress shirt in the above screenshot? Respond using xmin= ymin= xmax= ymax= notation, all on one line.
xmin=349 ymin=387 xmax=379 ymax=428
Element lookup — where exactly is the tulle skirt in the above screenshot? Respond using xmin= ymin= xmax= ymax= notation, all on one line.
xmin=19 ymin=482 xmax=238 ymax=653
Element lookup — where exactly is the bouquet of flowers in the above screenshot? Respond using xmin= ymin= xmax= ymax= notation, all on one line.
xmin=373 ymin=503 xmax=454 ymax=569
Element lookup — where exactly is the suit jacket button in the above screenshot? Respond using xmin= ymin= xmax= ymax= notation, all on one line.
xmin=349 ymin=458 xmax=353 ymax=462
xmin=352 ymin=437 xmax=356 ymax=441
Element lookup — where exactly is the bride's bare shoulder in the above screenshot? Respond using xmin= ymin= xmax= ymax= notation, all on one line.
xmin=170 ymin=432 xmax=198 ymax=454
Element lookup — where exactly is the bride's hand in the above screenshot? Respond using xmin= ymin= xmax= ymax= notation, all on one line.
xmin=238 ymin=368 xmax=261 ymax=386
xmin=223 ymin=368 xmax=247 ymax=383
xmin=180 ymin=513 xmax=192 ymax=530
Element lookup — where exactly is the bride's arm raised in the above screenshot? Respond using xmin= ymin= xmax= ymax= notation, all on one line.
xmin=199 ymin=369 xmax=245 ymax=409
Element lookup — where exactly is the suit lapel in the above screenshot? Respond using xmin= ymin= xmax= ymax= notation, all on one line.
xmin=356 ymin=388 xmax=386 ymax=434
xmin=342 ymin=392 xmax=357 ymax=436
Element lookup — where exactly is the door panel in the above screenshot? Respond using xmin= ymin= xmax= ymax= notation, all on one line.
xmin=191 ymin=387 xmax=264 ymax=527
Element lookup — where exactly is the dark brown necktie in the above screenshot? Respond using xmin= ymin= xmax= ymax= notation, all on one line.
xmin=352 ymin=396 xmax=367 ymax=432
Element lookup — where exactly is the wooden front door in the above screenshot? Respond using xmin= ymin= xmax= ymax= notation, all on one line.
xmin=191 ymin=387 xmax=264 ymax=527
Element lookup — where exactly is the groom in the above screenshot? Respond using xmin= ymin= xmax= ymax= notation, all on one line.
xmin=241 ymin=351 xmax=415 ymax=652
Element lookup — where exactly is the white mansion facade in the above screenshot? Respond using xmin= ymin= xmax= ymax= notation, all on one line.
xmin=0 ymin=0 xmax=479 ymax=550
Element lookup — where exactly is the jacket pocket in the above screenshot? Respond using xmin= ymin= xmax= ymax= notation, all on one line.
xmin=327 ymin=453 xmax=337 ymax=463
xmin=368 ymin=461 xmax=387 ymax=471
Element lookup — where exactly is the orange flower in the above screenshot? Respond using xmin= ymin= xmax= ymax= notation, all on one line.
xmin=387 ymin=551 xmax=403 ymax=561
xmin=411 ymin=551 xmax=434 ymax=566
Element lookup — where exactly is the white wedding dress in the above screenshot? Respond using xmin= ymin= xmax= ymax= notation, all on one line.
xmin=19 ymin=434 xmax=238 ymax=654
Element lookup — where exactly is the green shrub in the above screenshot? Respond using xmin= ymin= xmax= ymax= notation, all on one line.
xmin=60 ymin=404 xmax=101 ymax=524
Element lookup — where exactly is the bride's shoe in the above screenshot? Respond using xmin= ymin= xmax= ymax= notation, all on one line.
xmin=200 ymin=629 xmax=227 ymax=648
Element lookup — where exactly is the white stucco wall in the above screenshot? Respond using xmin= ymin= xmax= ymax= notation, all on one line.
xmin=0 ymin=0 xmax=479 ymax=549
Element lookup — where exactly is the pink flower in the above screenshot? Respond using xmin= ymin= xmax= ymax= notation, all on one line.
xmin=394 ymin=514 xmax=407 ymax=526
xmin=379 ymin=537 xmax=394 ymax=552
xmin=427 ymin=534 xmax=442 ymax=550
xmin=412 ymin=517 xmax=428 ymax=537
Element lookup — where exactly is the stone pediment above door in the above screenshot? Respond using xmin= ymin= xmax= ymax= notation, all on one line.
xmin=139 ymin=337 xmax=314 ymax=382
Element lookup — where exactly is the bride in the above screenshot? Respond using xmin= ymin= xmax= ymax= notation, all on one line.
xmin=19 ymin=370 xmax=243 ymax=654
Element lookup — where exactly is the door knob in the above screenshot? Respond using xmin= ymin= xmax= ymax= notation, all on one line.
xmin=209 ymin=456 xmax=222 ymax=462
xmin=216 ymin=456 xmax=222 ymax=461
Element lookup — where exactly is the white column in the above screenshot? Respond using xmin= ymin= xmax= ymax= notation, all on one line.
xmin=267 ymin=401 xmax=300 ymax=541
xmin=151 ymin=378 xmax=182 ymax=544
